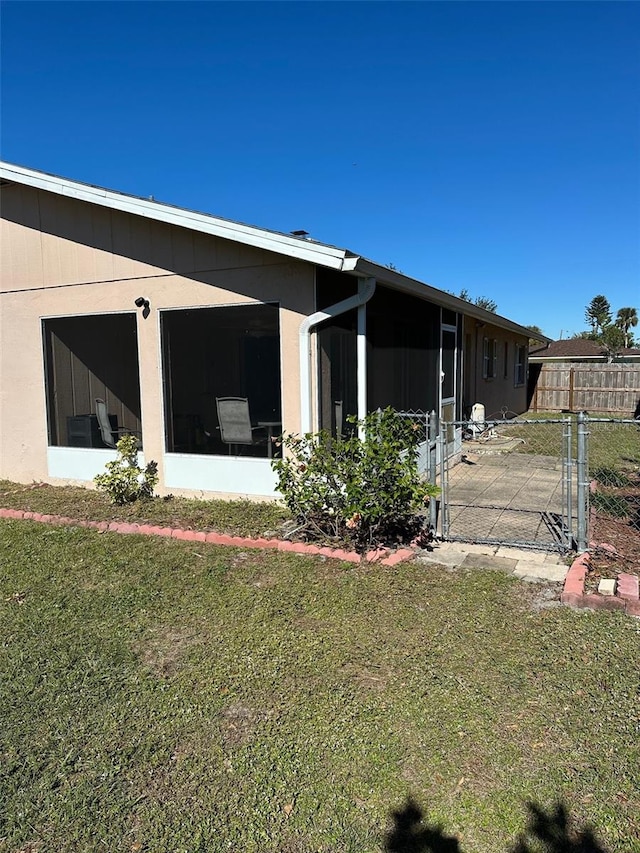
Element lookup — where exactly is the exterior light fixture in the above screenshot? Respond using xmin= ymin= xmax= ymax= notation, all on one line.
xmin=134 ymin=296 xmax=151 ymax=318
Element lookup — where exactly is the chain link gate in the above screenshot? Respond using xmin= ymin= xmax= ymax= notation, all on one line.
xmin=399 ymin=410 xmax=638 ymax=555
xmin=424 ymin=414 xmax=589 ymax=553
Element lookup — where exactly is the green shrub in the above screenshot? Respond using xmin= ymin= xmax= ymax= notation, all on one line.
xmin=271 ymin=408 xmax=439 ymax=551
xmin=94 ymin=435 xmax=158 ymax=505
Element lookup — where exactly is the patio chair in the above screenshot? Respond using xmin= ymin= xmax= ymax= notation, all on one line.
xmin=94 ymin=398 xmax=142 ymax=449
xmin=215 ymin=397 xmax=266 ymax=455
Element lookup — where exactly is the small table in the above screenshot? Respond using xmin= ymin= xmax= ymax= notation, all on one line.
xmin=257 ymin=421 xmax=282 ymax=458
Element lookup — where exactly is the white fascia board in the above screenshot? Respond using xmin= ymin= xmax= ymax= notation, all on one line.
xmin=0 ymin=161 xmax=358 ymax=272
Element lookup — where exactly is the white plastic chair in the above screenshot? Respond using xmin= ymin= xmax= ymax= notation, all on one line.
xmin=95 ymin=398 xmax=141 ymax=449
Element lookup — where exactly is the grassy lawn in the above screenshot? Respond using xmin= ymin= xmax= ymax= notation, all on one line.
xmin=2 ymin=520 xmax=639 ymax=852
xmin=497 ymin=412 xmax=640 ymax=474
xmin=0 ymin=480 xmax=289 ymax=538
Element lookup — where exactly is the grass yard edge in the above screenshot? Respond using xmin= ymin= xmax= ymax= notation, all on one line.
xmin=0 ymin=506 xmax=415 ymax=567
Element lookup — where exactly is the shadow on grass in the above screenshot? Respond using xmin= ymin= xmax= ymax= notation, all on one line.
xmin=384 ymin=798 xmax=609 ymax=853
xmin=384 ymin=797 xmax=461 ymax=852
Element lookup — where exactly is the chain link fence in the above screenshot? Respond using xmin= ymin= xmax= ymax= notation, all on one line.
xmin=398 ymin=410 xmax=640 ymax=560
xmin=586 ymin=418 xmax=640 ymax=573
xmin=440 ymin=415 xmax=578 ymax=552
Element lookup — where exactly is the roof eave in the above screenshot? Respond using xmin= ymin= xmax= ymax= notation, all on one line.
xmin=0 ymin=160 xmax=552 ymax=342
xmin=351 ymin=258 xmax=549 ymax=342
xmin=0 ymin=161 xmax=358 ymax=271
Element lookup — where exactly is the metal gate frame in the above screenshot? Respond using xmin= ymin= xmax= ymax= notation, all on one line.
xmin=424 ymin=412 xmax=591 ymax=553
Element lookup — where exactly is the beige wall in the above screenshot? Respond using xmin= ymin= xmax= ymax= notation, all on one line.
xmin=1 ymin=185 xmax=315 ymax=491
xmin=462 ymin=318 xmax=529 ymax=416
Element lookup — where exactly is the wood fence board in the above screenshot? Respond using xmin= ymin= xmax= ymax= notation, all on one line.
xmin=532 ymin=363 xmax=640 ymax=414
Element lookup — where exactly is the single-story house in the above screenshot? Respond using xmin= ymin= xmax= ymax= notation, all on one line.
xmin=0 ymin=161 xmax=545 ymax=498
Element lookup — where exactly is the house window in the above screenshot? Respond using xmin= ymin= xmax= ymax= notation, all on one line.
xmin=503 ymin=341 xmax=509 ymax=379
xmin=42 ymin=314 xmax=142 ymax=448
xmin=161 ymin=303 xmax=282 ymax=457
xmin=514 ymin=344 xmax=527 ymax=386
xmin=483 ymin=337 xmax=497 ymax=379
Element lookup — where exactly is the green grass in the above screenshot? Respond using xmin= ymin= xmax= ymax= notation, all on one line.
xmin=2 ymin=521 xmax=639 ymax=852
xmin=495 ymin=412 xmax=640 ymax=474
xmin=0 ymin=479 xmax=290 ymax=537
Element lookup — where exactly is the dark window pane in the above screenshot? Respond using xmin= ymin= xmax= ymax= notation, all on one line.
xmin=367 ymin=286 xmax=440 ymax=413
xmin=162 ymin=303 xmax=281 ymax=457
xmin=442 ymin=330 xmax=456 ymax=399
xmin=43 ymin=314 xmax=141 ymax=448
xmin=318 ymin=310 xmax=357 ymax=437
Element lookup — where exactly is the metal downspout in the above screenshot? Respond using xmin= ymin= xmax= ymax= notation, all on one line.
xmin=299 ymin=277 xmax=376 ymax=435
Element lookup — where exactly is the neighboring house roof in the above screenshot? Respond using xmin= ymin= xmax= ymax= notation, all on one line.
xmin=0 ymin=159 xmax=546 ymax=342
xmin=529 ymin=339 xmax=640 ymax=361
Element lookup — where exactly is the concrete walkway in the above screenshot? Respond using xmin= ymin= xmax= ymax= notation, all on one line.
xmin=417 ymin=539 xmax=569 ymax=583
xmin=445 ymin=451 xmax=576 ymax=550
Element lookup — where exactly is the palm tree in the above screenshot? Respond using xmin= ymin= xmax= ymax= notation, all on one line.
xmin=615 ymin=307 xmax=638 ymax=348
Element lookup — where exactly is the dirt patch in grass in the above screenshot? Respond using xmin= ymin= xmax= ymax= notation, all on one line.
xmin=351 ymin=665 xmax=392 ymax=693
xmin=219 ymin=703 xmax=264 ymax=749
xmin=136 ymin=626 xmax=208 ymax=678
xmin=519 ymin=583 xmax=563 ymax=612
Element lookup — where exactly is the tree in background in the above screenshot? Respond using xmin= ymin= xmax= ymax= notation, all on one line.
xmin=456 ymin=289 xmax=498 ymax=313
xmin=526 ymin=325 xmax=545 ymax=347
xmin=578 ymin=297 xmax=637 ymax=357
xmin=584 ymin=295 xmax=611 ymax=336
xmin=615 ymin=307 xmax=638 ymax=348
xmin=600 ymin=323 xmax=626 ymax=359
xmin=474 ymin=296 xmax=498 ymax=313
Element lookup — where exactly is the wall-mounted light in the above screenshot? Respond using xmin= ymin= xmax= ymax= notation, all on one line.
xmin=135 ymin=296 xmax=150 ymax=318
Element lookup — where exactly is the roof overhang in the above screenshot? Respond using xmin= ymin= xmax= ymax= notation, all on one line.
xmin=0 ymin=161 xmax=360 ymax=272
xmin=350 ymin=258 xmax=547 ymax=342
xmin=1 ymin=160 xmax=549 ymax=343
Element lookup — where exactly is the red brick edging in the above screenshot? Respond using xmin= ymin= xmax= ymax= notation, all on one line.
xmin=561 ymin=552 xmax=640 ymax=616
xmin=0 ymin=507 xmax=415 ymax=567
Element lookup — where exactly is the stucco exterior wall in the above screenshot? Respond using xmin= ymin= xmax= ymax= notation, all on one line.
xmin=462 ymin=318 xmax=529 ymax=417
xmin=0 ymin=185 xmax=314 ymax=494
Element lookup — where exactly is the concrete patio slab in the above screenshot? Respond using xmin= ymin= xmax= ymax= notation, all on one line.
xmin=418 ymin=540 xmax=569 ymax=583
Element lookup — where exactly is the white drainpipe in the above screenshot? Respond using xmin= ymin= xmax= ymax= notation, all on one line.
xmin=299 ymin=277 xmax=376 ymax=434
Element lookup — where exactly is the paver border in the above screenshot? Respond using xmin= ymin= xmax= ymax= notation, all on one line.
xmin=561 ymin=551 xmax=640 ymax=616
xmin=0 ymin=507 xmax=415 ymax=567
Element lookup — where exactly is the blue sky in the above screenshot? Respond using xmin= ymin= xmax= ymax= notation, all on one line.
xmin=2 ymin=1 xmax=638 ymax=338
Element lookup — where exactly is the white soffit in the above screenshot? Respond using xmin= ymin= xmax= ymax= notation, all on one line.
xmin=0 ymin=161 xmax=359 ymax=272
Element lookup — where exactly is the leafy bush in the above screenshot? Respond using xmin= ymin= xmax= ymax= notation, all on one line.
xmin=94 ymin=435 xmax=158 ymax=505
xmin=271 ymin=408 xmax=439 ymax=551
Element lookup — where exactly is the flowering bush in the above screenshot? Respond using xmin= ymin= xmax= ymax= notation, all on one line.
xmin=94 ymin=434 xmax=158 ymax=505
xmin=271 ymin=408 xmax=439 ymax=552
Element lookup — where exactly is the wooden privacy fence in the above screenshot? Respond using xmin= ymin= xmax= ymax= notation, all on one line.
xmin=530 ymin=363 xmax=640 ymax=415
